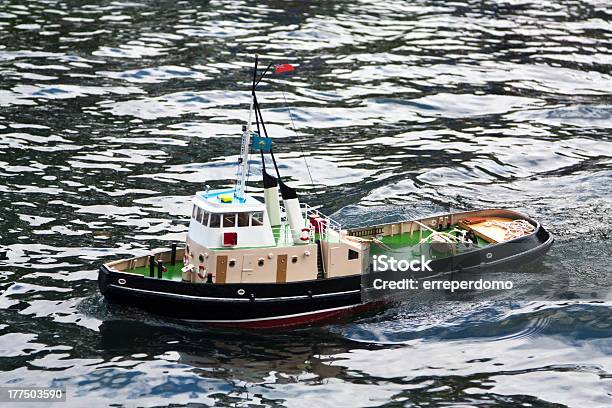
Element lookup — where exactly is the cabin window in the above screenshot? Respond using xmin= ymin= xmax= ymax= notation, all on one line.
xmin=192 ymin=205 xmax=197 ymax=219
xmin=348 ymin=249 xmax=359 ymax=260
xmin=251 ymin=211 xmax=264 ymax=226
xmin=199 ymin=210 xmax=209 ymax=226
xmin=195 ymin=206 xmax=203 ymax=223
xmin=237 ymin=212 xmax=250 ymax=227
xmin=223 ymin=213 xmax=236 ymax=228
xmin=209 ymin=214 xmax=221 ymax=228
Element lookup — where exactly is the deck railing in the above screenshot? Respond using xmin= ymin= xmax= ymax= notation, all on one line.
xmin=278 ymin=203 xmax=341 ymax=244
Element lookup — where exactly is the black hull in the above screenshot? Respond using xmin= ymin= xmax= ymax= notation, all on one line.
xmin=98 ymin=213 xmax=553 ymax=328
xmin=99 ymin=269 xmax=363 ymax=323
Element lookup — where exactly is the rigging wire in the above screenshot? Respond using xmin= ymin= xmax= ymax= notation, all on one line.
xmin=281 ymin=89 xmax=315 ymax=187
xmin=243 ymin=58 xmax=270 ymax=197
xmin=281 ymin=89 xmax=314 ymax=186
xmin=254 ymin=95 xmax=282 ymax=179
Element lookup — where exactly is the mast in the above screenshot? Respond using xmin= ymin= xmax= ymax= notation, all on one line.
xmin=234 ymin=57 xmax=259 ymax=201
xmin=234 ymin=126 xmax=251 ymax=202
xmin=234 ymin=57 xmax=301 ymax=237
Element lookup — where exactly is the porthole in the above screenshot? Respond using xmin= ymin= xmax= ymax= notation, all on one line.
xmin=118 ymin=278 xmax=126 ymax=285
xmin=229 ymin=259 xmax=236 ymax=267
xmin=291 ymin=256 xmax=298 ymax=264
xmin=486 ymin=252 xmax=493 ymax=259
xmin=237 ymin=289 xmax=245 ymax=295
xmin=199 ymin=254 xmax=204 ymax=262
xmin=258 ymin=258 xmax=265 ymax=267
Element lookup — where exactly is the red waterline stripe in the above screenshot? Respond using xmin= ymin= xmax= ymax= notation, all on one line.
xmin=208 ymin=301 xmax=387 ymax=329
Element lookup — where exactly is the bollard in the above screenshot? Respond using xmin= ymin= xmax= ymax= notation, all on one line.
xmin=170 ymin=243 xmax=177 ymax=266
xmin=157 ymin=259 xmax=163 ymax=279
xmin=149 ymin=256 xmax=155 ymax=277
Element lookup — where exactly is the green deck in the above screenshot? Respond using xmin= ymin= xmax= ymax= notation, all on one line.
xmin=375 ymin=226 xmax=489 ymax=247
xmin=130 ymin=261 xmax=186 ymax=281
xmin=370 ymin=225 xmax=489 ymax=260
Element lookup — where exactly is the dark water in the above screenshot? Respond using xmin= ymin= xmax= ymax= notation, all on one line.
xmin=1 ymin=0 xmax=611 ymax=406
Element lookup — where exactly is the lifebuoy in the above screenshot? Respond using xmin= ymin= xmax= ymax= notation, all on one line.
xmin=300 ymin=227 xmax=310 ymax=241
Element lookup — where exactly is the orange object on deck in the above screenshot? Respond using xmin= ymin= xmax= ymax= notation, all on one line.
xmin=459 ymin=217 xmax=516 ymax=244
xmin=462 ymin=217 xmax=487 ymax=225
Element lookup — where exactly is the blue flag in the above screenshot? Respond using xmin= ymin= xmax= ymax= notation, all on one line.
xmin=251 ymin=135 xmax=272 ymax=152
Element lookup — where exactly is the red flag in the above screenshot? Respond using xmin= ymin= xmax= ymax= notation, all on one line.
xmin=274 ymin=63 xmax=295 ymax=74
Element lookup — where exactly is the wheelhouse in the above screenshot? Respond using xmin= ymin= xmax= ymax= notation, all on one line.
xmin=187 ymin=189 xmax=275 ymax=248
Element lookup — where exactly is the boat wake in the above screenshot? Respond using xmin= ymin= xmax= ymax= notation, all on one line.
xmin=332 ymin=300 xmax=612 ymax=346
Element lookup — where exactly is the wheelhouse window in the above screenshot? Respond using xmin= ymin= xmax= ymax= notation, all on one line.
xmin=237 ymin=212 xmax=250 ymax=227
xmin=199 ymin=210 xmax=209 ymax=226
xmin=209 ymin=214 xmax=221 ymax=228
xmin=251 ymin=211 xmax=264 ymax=226
xmin=192 ymin=205 xmax=210 ymax=226
xmin=223 ymin=213 xmax=236 ymax=228
xmin=348 ymin=249 xmax=359 ymax=260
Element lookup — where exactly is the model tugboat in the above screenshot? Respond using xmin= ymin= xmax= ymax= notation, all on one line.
xmin=98 ymin=58 xmax=554 ymax=329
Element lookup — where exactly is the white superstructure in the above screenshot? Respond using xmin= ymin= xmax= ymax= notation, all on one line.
xmin=188 ymin=189 xmax=275 ymax=248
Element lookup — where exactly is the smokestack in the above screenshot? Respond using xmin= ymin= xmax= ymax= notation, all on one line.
xmin=279 ymin=180 xmax=305 ymax=244
xmin=263 ymin=170 xmax=281 ymax=226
